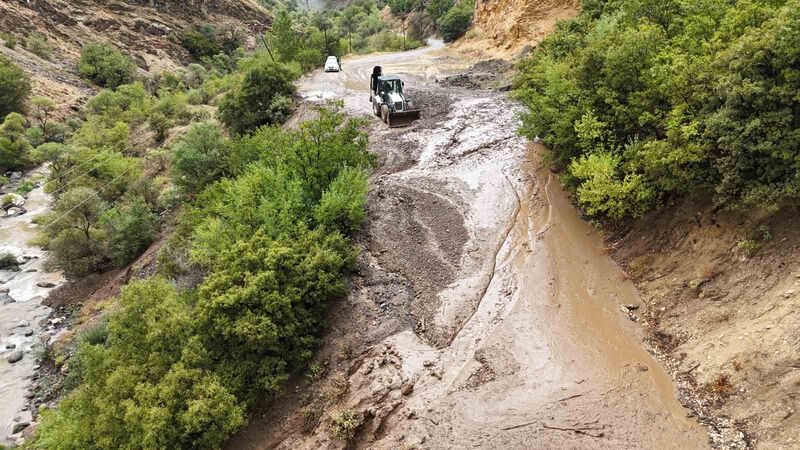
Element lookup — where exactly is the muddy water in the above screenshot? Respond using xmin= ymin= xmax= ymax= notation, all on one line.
xmin=535 ymin=148 xmax=694 ymax=425
xmin=0 ymin=170 xmax=64 ymax=445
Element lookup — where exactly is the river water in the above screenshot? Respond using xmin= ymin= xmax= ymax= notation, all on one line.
xmin=0 ymin=169 xmax=64 ymax=445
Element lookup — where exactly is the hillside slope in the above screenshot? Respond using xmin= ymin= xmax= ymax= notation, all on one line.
xmin=0 ymin=0 xmax=271 ymax=115
xmin=455 ymin=0 xmax=580 ymax=58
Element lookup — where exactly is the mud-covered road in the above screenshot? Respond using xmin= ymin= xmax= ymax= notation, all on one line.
xmin=230 ymin=42 xmax=710 ymax=449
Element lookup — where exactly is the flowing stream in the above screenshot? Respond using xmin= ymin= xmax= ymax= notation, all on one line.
xmin=0 ymin=168 xmax=64 ymax=445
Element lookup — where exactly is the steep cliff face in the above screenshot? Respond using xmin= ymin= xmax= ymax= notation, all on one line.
xmin=458 ymin=0 xmax=579 ymax=58
xmin=0 ymin=0 xmax=271 ymax=114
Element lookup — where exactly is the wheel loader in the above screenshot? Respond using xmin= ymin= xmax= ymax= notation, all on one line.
xmin=370 ymin=66 xmax=420 ymax=128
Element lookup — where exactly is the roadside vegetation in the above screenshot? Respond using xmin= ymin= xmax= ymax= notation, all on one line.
xmin=514 ymin=0 xmax=800 ymax=220
xmin=0 ymin=1 xmax=386 ymax=448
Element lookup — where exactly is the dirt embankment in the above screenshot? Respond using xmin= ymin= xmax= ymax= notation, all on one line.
xmin=453 ymin=0 xmax=580 ymax=59
xmin=611 ymin=202 xmax=800 ymax=449
xmin=0 ymin=0 xmax=271 ymax=116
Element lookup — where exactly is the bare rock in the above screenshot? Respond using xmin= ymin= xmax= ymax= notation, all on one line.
xmin=12 ymin=421 xmax=30 ymax=434
xmin=7 ymin=350 xmax=23 ymax=363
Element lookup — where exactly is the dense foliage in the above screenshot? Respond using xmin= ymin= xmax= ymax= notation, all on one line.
xmin=218 ymin=60 xmax=297 ymax=134
xmin=437 ymin=0 xmax=474 ymax=42
xmin=0 ymin=55 xmax=30 ymax=120
xmin=78 ymin=42 xmax=137 ymax=89
xmin=31 ymin=107 xmax=373 ymax=449
xmin=514 ymin=0 xmax=800 ymax=219
xmin=0 ymin=113 xmax=33 ymax=171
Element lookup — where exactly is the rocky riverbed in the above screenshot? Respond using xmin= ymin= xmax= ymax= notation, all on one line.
xmin=0 ymin=168 xmax=66 ymax=446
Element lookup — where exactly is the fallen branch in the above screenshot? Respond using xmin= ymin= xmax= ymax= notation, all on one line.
xmin=542 ymin=424 xmax=605 ymax=438
xmin=500 ymin=420 xmax=537 ymax=431
xmin=555 ymin=393 xmax=583 ymax=403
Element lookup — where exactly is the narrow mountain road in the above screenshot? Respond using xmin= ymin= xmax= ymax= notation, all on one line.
xmin=231 ymin=42 xmax=709 ymax=449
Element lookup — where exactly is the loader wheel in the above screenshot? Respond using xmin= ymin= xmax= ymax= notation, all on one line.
xmin=373 ymin=102 xmax=381 ymax=117
xmin=381 ymin=105 xmax=389 ymax=124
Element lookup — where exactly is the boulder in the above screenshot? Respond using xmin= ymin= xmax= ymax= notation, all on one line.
xmin=36 ymin=281 xmax=55 ymax=288
xmin=11 ymin=421 xmax=30 ymax=434
xmin=7 ymin=350 xmax=23 ymax=363
xmin=1 ymin=293 xmax=15 ymax=304
xmin=1 ymin=193 xmax=25 ymax=210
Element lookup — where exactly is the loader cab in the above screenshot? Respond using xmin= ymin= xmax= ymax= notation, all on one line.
xmin=377 ymin=77 xmax=403 ymax=95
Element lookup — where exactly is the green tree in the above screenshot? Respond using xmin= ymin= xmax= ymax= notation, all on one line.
xmin=78 ymin=42 xmax=137 ymax=89
xmin=171 ymin=122 xmax=229 ymax=195
xmin=269 ymin=10 xmax=300 ymax=62
xmin=38 ymin=186 xmax=108 ymax=278
xmin=0 ymin=55 xmax=30 ymax=119
xmin=0 ymin=112 xmax=33 ymax=170
xmin=100 ymin=196 xmax=158 ymax=266
xmin=217 ymin=60 xmax=297 ymax=134
xmin=427 ymin=0 xmax=454 ymax=25
xmin=437 ymin=0 xmax=474 ymax=43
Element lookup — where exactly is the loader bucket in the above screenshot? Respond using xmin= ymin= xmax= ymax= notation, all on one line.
xmin=387 ymin=109 xmax=420 ymax=128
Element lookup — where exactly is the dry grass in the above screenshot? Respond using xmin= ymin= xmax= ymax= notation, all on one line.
xmin=705 ymin=373 xmax=735 ymax=397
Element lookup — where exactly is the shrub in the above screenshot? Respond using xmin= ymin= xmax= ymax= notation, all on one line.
xmin=26 ymin=32 xmax=52 ymax=60
xmin=181 ymin=24 xmax=221 ymax=59
xmin=329 ymin=409 xmax=362 ymax=441
xmin=149 ymin=91 xmax=191 ymax=140
xmin=0 ymin=112 xmax=33 ymax=171
xmin=171 ymin=122 xmax=229 ymax=195
xmin=437 ymin=0 xmax=474 ymax=43
xmin=100 ymin=196 xmax=158 ymax=266
xmin=0 ymin=252 xmax=19 ymax=270
xmin=0 ymin=55 xmax=31 ymax=119
xmin=0 ymin=32 xmax=17 ymax=49
xmin=31 ymin=107 xmax=373 ymax=449
xmin=514 ymin=0 xmax=800 ymax=218
xmin=217 ymin=59 xmax=297 ymax=134
xmin=569 ymin=152 xmax=653 ymax=220
xmin=78 ymin=42 xmax=137 ymax=89
xmin=314 ymin=167 xmax=369 ymax=235
xmin=32 ymin=278 xmax=247 ymax=450
xmin=427 ymin=0 xmax=454 ymax=24
xmin=37 ymin=187 xmax=108 ymax=279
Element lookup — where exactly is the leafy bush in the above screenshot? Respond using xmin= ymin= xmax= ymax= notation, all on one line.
xmin=38 ymin=187 xmax=108 ymax=279
xmin=330 ymin=409 xmax=363 ymax=441
xmin=514 ymin=0 xmax=800 ymax=219
xmin=0 ymin=55 xmax=31 ymax=119
xmin=217 ymin=59 xmax=297 ymax=134
xmin=0 ymin=112 xmax=33 ymax=171
xmin=0 ymin=32 xmax=17 ymax=49
xmin=78 ymin=42 xmax=137 ymax=89
xmin=0 ymin=252 xmax=19 ymax=270
xmin=171 ymin=122 xmax=229 ymax=195
xmin=26 ymin=32 xmax=52 ymax=60
xmin=32 ymin=108 xmax=373 ymax=449
xmin=100 ymin=196 xmax=158 ymax=266
xmin=314 ymin=167 xmax=369 ymax=235
xmin=182 ymin=24 xmax=221 ymax=59
xmin=181 ymin=23 xmax=243 ymax=61
xmin=32 ymin=278 xmax=247 ymax=450
xmin=427 ymin=0 xmax=454 ymax=24
xmin=437 ymin=0 xmax=474 ymax=43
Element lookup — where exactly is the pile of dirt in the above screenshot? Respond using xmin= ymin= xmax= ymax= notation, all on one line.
xmin=611 ymin=201 xmax=800 ymax=449
xmin=438 ymin=58 xmax=515 ymax=90
xmin=0 ymin=0 xmax=271 ymax=116
xmin=452 ymin=0 xmax=580 ymax=59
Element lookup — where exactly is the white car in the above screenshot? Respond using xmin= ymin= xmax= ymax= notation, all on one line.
xmin=324 ymin=56 xmax=341 ymax=72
